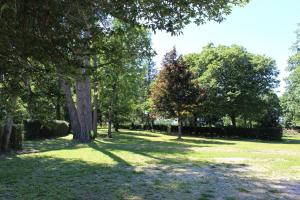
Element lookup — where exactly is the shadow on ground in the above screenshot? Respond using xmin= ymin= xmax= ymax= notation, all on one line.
xmin=1 ymin=154 xmax=299 ymax=200
xmin=0 ymin=129 xmax=299 ymax=199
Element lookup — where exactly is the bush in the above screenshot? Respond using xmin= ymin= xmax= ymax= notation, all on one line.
xmin=40 ymin=120 xmax=69 ymax=138
xmin=23 ymin=119 xmax=42 ymax=140
xmin=24 ymin=120 xmax=69 ymax=140
xmin=10 ymin=124 xmax=23 ymax=150
xmin=120 ymin=124 xmax=283 ymax=140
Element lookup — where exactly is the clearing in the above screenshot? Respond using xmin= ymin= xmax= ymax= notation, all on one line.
xmin=1 ymin=129 xmax=299 ymax=200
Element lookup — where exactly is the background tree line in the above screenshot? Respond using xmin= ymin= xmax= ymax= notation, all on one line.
xmin=150 ymin=45 xmax=281 ymax=138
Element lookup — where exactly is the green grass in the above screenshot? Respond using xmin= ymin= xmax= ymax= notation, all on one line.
xmin=0 ymin=129 xmax=300 ymax=199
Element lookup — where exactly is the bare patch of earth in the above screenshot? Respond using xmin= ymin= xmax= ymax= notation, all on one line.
xmin=113 ymin=163 xmax=300 ymax=200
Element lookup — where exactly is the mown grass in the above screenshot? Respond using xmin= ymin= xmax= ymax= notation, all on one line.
xmin=0 ymin=129 xmax=299 ymax=199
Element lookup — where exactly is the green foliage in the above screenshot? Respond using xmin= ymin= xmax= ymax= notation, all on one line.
xmin=24 ymin=120 xmax=69 ymax=140
xmin=120 ymin=124 xmax=283 ymax=140
xmin=41 ymin=120 xmax=70 ymax=138
xmin=23 ymin=120 xmax=42 ymax=140
xmin=185 ymin=44 xmax=279 ymax=127
xmin=94 ymin=22 xmax=155 ymax=125
xmin=281 ymin=25 xmax=300 ymax=127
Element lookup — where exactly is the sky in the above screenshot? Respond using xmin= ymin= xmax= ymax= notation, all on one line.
xmin=151 ymin=0 xmax=300 ymax=95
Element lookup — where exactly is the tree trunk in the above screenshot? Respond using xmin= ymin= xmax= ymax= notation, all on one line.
xmin=92 ymin=93 xmax=98 ymax=139
xmin=107 ymin=117 xmax=112 ymax=138
xmin=193 ymin=114 xmax=197 ymax=128
xmin=107 ymin=84 xmax=116 ymax=138
xmin=1 ymin=114 xmax=13 ymax=152
xmin=230 ymin=114 xmax=236 ymax=128
xmin=178 ymin=117 xmax=182 ymax=139
xmin=1 ymin=96 xmax=16 ymax=152
xmin=60 ymin=77 xmax=82 ymax=140
xmin=56 ymin=94 xmax=61 ymax=120
xmin=75 ymin=75 xmax=93 ymax=142
xmin=114 ymin=121 xmax=119 ymax=132
xmin=151 ymin=119 xmax=155 ymax=132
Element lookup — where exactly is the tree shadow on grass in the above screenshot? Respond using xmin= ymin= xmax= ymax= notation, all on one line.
xmin=1 ymin=129 xmax=299 ymax=199
xmin=117 ymin=130 xmax=161 ymax=138
xmin=169 ymin=138 xmax=236 ymax=145
xmin=20 ymin=136 xmax=81 ymax=154
xmin=1 ymin=154 xmax=299 ymax=200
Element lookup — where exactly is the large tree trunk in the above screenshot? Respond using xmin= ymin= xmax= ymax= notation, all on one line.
xmin=178 ymin=117 xmax=182 ymax=139
xmin=75 ymin=75 xmax=93 ymax=142
xmin=60 ymin=77 xmax=82 ymax=140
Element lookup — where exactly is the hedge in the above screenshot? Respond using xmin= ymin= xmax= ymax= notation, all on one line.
xmin=119 ymin=124 xmax=283 ymax=140
xmin=24 ymin=120 xmax=69 ymax=140
xmin=0 ymin=124 xmax=23 ymax=151
xmin=23 ymin=120 xmax=42 ymax=140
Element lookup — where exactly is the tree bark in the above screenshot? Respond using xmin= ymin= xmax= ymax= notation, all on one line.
xmin=107 ymin=84 xmax=116 ymax=138
xmin=178 ymin=117 xmax=182 ymax=139
xmin=1 ymin=96 xmax=16 ymax=152
xmin=75 ymin=75 xmax=93 ymax=142
xmin=92 ymin=93 xmax=98 ymax=139
xmin=60 ymin=77 xmax=82 ymax=140
xmin=1 ymin=114 xmax=13 ymax=152
xmin=56 ymin=94 xmax=61 ymax=120
xmin=107 ymin=119 xmax=112 ymax=138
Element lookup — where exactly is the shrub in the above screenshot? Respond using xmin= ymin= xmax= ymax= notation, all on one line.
xmin=10 ymin=124 xmax=23 ymax=150
xmin=23 ymin=119 xmax=42 ymax=140
xmin=41 ymin=120 xmax=69 ymax=138
xmin=24 ymin=120 xmax=69 ymax=140
xmin=120 ymin=124 xmax=282 ymax=140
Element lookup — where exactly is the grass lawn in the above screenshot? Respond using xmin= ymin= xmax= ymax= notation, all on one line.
xmin=0 ymin=129 xmax=300 ymax=200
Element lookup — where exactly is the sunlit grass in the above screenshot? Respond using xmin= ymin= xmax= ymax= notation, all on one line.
xmin=1 ymin=129 xmax=299 ymax=199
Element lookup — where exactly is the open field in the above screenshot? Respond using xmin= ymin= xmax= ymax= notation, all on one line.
xmin=1 ymin=129 xmax=300 ymax=200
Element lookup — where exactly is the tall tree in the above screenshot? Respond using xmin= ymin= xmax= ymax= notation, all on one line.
xmin=186 ymin=44 xmax=279 ymax=127
xmin=281 ymin=24 xmax=300 ymax=127
xmin=151 ymin=48 xmax=198 ymax=139
xmin=0 ymin=0 xmax=249 ymax=143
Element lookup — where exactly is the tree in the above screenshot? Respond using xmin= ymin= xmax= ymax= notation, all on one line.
xmin=0 ymin=0 xmax=249 ymax=143
xmin=281 ymin=24 xmax=300 ymax=127
xmin=94 ymin=22 xmax=154 ymax=138
xmin=186 ymin=44 xmax=279 ymax=127
xmin=151 ymin=48 xmax=198 ymax=139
